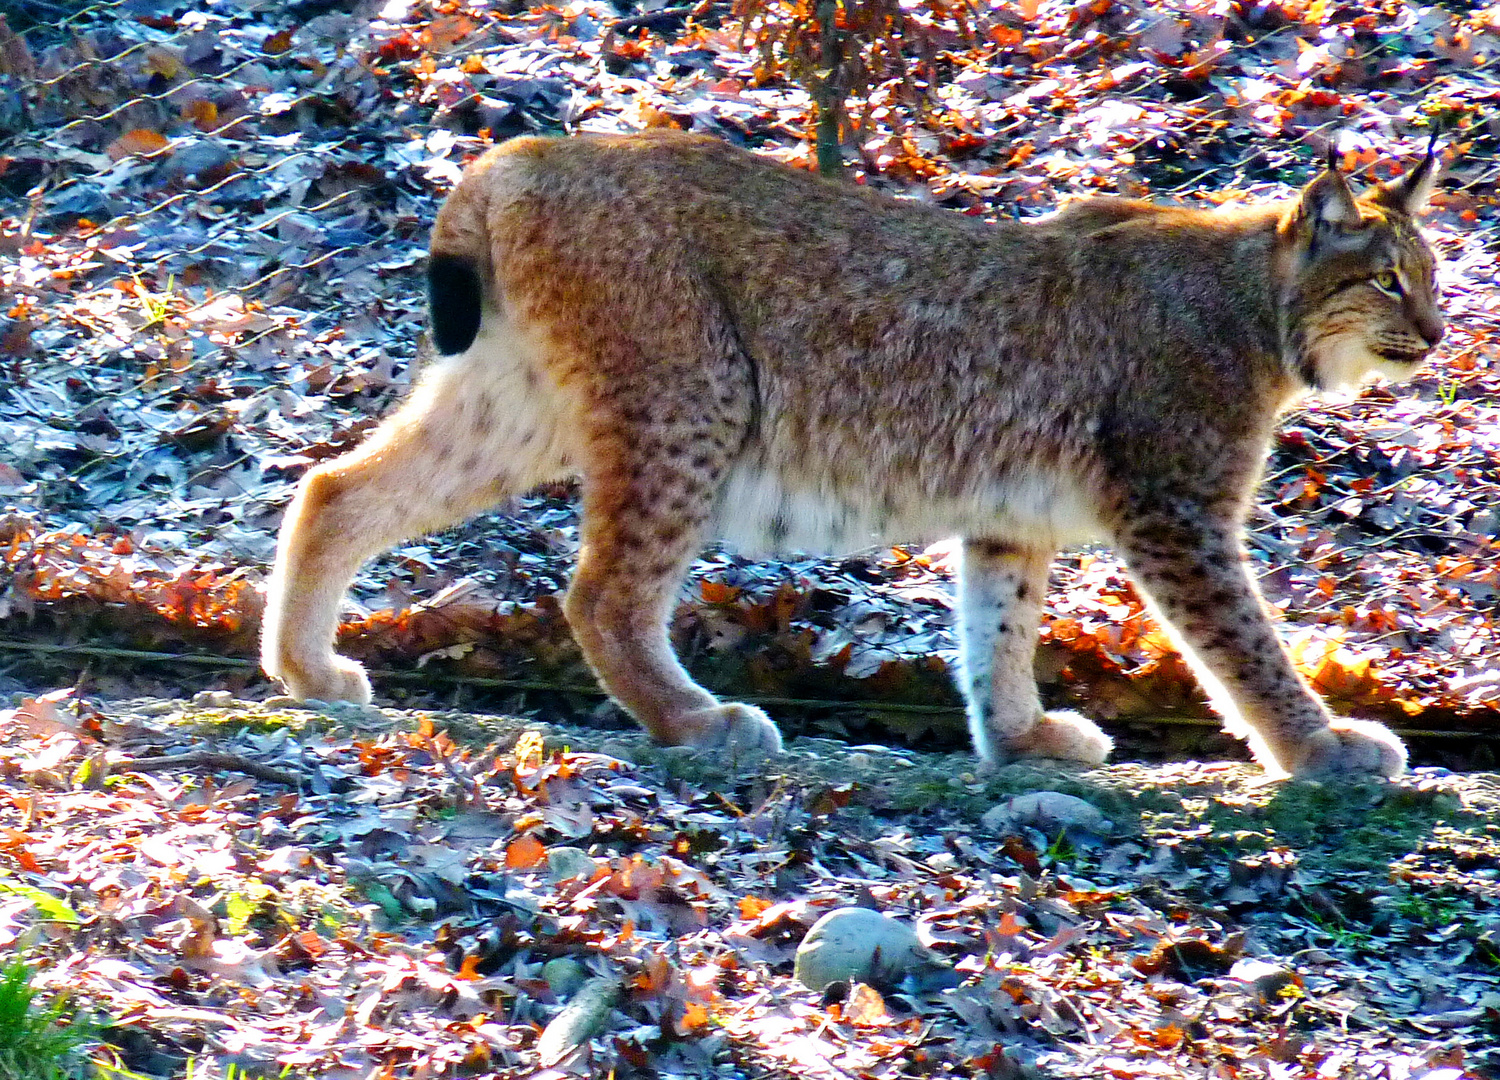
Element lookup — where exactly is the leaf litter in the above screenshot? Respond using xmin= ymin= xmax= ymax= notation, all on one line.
xmin=1 ymin=692 xmax=1498 ymax=1077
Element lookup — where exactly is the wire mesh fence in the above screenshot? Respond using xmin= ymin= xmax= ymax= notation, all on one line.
xmin=0 ymin=0 xmax=1495 ymax=720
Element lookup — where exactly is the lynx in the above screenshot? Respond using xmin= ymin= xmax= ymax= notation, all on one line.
xmin=262 ymin=131 xmax=1443 ymax=778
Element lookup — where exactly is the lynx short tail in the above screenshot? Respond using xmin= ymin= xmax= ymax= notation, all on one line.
xmin=426 ymin=160 xmax=497 ymax=356
xmin=428 ymin=254 xmax=484 ymax=355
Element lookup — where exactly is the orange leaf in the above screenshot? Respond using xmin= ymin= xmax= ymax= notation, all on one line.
xmin=1140 ymin=1022 xmax=1184 ymax=1049
xmin=106 ymin=129 xmax=169 ymax=161
xmin=700 ymin=579 xmax=741 ymax=604
xmin=505 ymin=833 xmax=547 ymax=870
xmin=181 ymin=99 xmax=218 ymax=131
xmin=639 ymin=952 xmax=671 ymax=993
xmin=675 ymin=1000 xmax=710 ymax=1035
xmin=738 ymin=895 xmax=773 ymax=919
xmin=294 ymin=930 xmax=328 ymax=958
xmin=843 ymin=982 xmax=892 ymax=1026
xmin=423 ymin=15 xmax=476 ymax=49
xmin=640 ymin=105 xmax=685 ymax=130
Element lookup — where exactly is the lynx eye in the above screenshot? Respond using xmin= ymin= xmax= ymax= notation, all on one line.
xmin=1372 ymin=269 xmax=1402 ymax=296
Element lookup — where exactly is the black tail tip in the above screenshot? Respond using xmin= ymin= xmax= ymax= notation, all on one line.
xmin=428 ymin=253 xmax=484 ymax=355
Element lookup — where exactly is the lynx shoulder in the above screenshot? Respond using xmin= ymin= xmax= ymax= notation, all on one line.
xmin=262 ymin=130 xmax=1443 ymax=778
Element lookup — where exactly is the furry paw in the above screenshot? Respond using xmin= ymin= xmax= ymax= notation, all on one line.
xmin=268 ymin=654 xmax=373 ymax=705
xmin=672 ymin=703 xmax=784 ymax=755
xmin=1286 ymin=719 xmax=1407 ymax=779
xmin=995 ymin=710 xmax=1113 ymax=767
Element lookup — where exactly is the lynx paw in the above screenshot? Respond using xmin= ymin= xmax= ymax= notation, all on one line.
xmin=670 ymin=703 xmax=783 ymax=755
xmin=995 ymin=710 xmax=1113 ymax=767
xmin=268 ymin=654 xmax=373 ymax=705
xmin=1286 ymin=719 xmax=1407 ymax=779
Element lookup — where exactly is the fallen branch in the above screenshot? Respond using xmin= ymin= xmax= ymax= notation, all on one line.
xmin=607 ymin=1 xmax=717 ymax=36
xmin=419 ymin=730 xmax=487 ymax=811
xmin=601 ymin=0 xmax=724 ymax=61
xmin=113 ymin=750 xmax=301 ymax=788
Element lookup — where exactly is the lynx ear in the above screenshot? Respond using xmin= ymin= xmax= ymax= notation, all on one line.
xmin=1368 ymin=135 xmax=1439 ymax=215
xmin=1296 ymin=153 xmax=1360 ymax=231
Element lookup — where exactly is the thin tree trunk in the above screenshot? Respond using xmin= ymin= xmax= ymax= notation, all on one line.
xmin=815 ymin=0 xmax=842 ymax=176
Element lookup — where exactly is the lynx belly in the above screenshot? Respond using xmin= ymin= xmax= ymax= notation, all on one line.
xmin=710 ymin=461 xmax=1102 ymax=556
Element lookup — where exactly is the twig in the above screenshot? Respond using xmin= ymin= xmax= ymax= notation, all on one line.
xmin=601 ymin=0 xmax=723 ymax=66
xmin=0 ymin=640 xmax=258 ymax=667
xmin=607 ymin=0 xmax=718 ymax=37
xmin=114 ymin=750 xmax=301 ymax=788
xmin=419 ymin=730 xmax=486 ymax=810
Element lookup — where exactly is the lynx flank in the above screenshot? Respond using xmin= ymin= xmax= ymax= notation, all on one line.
xmin=262 ymin=131 xmax=1443 ymax=778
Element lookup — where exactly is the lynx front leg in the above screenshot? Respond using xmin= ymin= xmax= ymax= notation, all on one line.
xmin=1115 ymin=509 xmax=1406 ymax=778
xmin=957 ymin=540 xmax=1112 ymax=767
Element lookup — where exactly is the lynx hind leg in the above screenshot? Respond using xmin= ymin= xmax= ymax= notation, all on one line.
xmin=564 ymin=421 xmax=781 ymax=756
xmin=1115 ymin=510 xmax=1406 ymax=779
xmin=262 ymin=327 xmax=570 ymax=703
xmin=957 ymin=539 xmax=1112 ymax=767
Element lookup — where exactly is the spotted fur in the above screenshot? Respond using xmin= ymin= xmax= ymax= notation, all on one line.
xmin=262 ymin=131 xmax=1443 ymax=776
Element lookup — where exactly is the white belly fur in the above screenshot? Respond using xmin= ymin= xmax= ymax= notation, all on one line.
xmin=710 ymin=462 xmax=1102 ymax=556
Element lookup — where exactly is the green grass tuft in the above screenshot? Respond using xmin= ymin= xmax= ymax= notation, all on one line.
xmin=0 ymin=961 xmax=96 ymax=1080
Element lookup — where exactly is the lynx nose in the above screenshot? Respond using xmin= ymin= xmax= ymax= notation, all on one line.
xmin=1417 ymin=312 xmax=1445 ymax=348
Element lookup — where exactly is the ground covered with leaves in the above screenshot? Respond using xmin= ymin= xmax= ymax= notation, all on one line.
xmin=0 ymin=0 xmax=1497 ymax=1074
xmin=2 ymin=691 xmax=1498 ymax=1077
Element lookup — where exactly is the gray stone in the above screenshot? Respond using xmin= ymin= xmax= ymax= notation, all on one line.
xmin=542 ymin=957 xmax=590 ymax=1000
xmin=793 ymin=907 xmax=945 ymax=992
xmin=547 ymin=846 xmax=600 ymax=883
xmin=981 ymin=791 xmax=1112 ymax=837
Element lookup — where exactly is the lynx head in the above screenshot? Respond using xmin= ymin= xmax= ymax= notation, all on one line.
xmin=1276 ymin=146 xmax=1444 ymax=390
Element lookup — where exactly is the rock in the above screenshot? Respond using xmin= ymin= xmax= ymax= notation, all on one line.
xmin=536 ymin=976 xmax=621 ymax=1066
xmin=542 ymin=957 xmax=590 ymax=1000
xmin=793 ymin=907 xmax=947 ymax=992
xmin=307 ymin=699 xmax=387 ymax=724
xmin=547 ymin=846 xmax=599 ymax=883
xmin=981 ymin=791 xmax=1112 ymax=837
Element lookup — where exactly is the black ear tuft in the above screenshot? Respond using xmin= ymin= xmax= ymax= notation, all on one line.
xmin=1368 ymin=135 xmax=1440 ymax=216
xmin=428 ymin=254 xmax=484 ymax=355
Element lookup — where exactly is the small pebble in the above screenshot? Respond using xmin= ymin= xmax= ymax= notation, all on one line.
xmin=547 ymin=846 xmax=600 ymax=883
